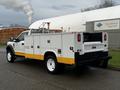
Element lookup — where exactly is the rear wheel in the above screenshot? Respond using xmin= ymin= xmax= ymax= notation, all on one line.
xmin=6 ymin=50 xmax=15 ymax=63
xmin=101 ymin=59 xmax=109 ymax=68
xmin=45 ymin=56 xmax=64 ymax=74
xmin=93 ymin=59 xmax=109 ymax=68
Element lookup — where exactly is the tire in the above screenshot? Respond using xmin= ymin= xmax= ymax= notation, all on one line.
xmin=6 ymin=50 xmax=15 ymax=63
xmin=101 ymin=59 xmax=109 ymax=68
xmin=92 ymin=59 xmax=109 ymax=68
xmin=45 ymin=56 xmax=63 ymax=74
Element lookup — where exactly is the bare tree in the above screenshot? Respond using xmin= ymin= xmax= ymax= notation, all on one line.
xmin=100 ymin=0 xmax=115 ymax=8
xmin=81 ymin=0 xmax=116 ymax=12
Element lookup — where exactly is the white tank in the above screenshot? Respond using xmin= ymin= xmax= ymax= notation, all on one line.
xmin=29 ymin=5 xmax=120 ymax=32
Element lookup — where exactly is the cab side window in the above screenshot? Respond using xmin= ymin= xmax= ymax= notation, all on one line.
xmin=17 ymin=32 xmax=28 ymax=41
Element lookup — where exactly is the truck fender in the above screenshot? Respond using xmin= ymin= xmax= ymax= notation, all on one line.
xmin=44 ymin=50 xmax=58 ymax=60
xmin=6 ymin=45 xmax=15 ymax=54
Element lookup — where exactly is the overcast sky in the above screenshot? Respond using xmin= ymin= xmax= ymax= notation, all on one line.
xmin=0 ymin=0 xmax=120 ymax=26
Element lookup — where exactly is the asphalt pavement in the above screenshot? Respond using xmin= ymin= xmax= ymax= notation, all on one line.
xmin=0 ymin=48 xmax=120 ymax=90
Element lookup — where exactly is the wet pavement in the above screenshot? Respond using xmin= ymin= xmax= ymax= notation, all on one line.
xmin=0 ymin=48 xmax=120 ymax=90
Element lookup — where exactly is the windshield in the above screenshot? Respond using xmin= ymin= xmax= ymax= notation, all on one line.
xmin=17 ymin=31 xmax=28 ymax=41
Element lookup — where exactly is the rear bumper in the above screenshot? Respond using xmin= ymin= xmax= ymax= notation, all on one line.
xmin=75 ymin=51 xmax=111 ymax=65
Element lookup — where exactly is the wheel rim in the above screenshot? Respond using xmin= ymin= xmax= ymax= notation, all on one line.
xmin=47 ymin=58 xmax=56 ymax=72
xmin=7 ymin=52 xmax=12 ymax=61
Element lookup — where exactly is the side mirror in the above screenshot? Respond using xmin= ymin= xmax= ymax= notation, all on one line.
xmin=14 ymin=39 xmax=20 ymax=42
xmin=9 ymin=37 xmax=15 ymax=41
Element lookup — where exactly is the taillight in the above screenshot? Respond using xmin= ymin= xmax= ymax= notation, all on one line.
xmin=77 ymin=34 xmax=81 ymax=42
xmin=104 ymin=33 xmax=107 ymax=41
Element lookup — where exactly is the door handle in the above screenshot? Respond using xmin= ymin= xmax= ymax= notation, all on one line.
xmin=37 ymin=46 xmax=40 ymax=48
xmin=31 ymin=46 xmax=33 ymax=48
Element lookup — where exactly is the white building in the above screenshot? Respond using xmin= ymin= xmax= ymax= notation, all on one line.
xmin=30 ymin=5 xmax=120 ymax=32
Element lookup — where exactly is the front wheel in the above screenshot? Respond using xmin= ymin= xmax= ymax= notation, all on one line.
xmin=6 ymin=50 xmax=15 ymax=63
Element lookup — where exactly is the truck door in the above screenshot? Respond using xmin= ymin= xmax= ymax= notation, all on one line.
xmin=14 ymin=31 xmax=28 ymax=55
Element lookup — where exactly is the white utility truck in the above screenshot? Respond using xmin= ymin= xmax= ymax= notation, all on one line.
xmin=6 ymin=28 xmax=111 ymax=74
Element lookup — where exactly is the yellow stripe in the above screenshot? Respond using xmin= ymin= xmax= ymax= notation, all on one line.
xmin=15 ymin=52 xmax=75 ymax=65
xmin=25 ymin=53 xmax=44 ymax=60
xmin=15 ymin=52 xmax=44 ymax=60
xmin=57 ymin=57 xmax=75 ymax=65
xmin=15 ymin=52 xmax=25 ymax=56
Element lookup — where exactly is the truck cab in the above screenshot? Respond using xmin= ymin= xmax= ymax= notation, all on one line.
xmin=8 ymin=31 xmax=29 ymax=51
xmin=6 ymin=30 xmax=29 ymax=61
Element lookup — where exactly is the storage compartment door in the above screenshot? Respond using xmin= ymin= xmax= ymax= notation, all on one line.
xmin=33 ymin=36 xmax=43 ymax=60
xmin=24 ymin=36 xmax=34 ymax=58
xmin=60 ymin=34 xmax=75 ymax=64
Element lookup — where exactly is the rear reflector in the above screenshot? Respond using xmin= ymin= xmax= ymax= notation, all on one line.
xmin=77 ymin=34 xmax=81 ymax=42
xmin=104 ymin=33 xmax=107 ymax=41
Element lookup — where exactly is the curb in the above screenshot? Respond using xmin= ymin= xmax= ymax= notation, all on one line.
xmin=108 ymin=66 xmax=120 ymax=71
